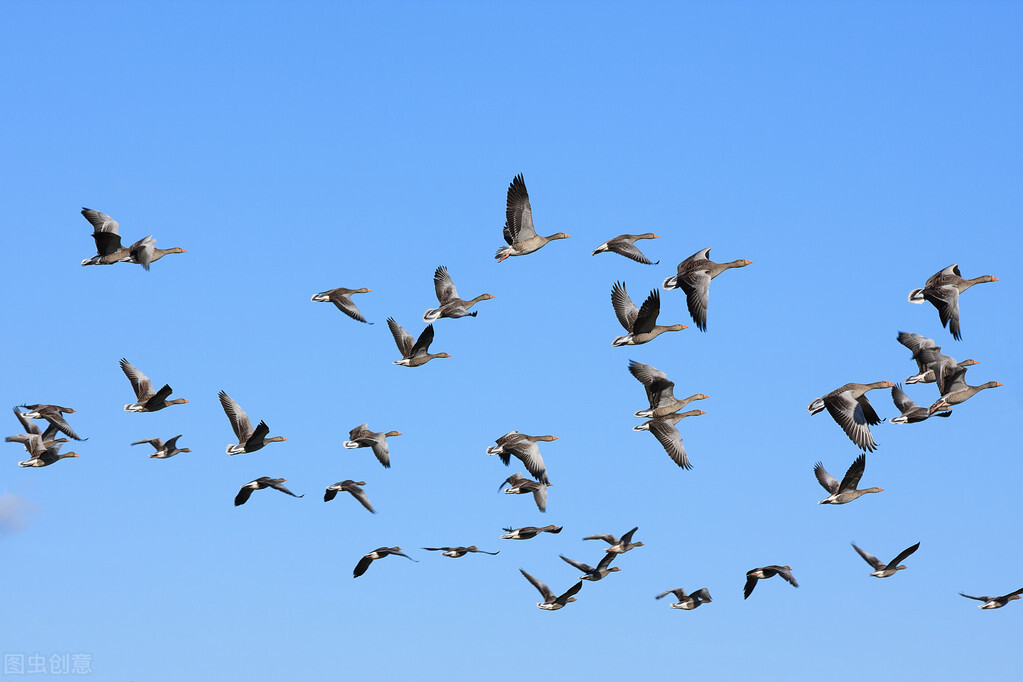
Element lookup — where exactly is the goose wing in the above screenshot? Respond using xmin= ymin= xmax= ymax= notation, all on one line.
xmin=923 ymin=286 xmax=962 ymax=340
xmin=631 ymin=289 xmax=661 ymax=335
xmin=81 ymin=208 xmax=120 ymax=233
xmin=267 ymin=479 xmax=303 ymax=498
xmin=852 ymin=543 xmax=884 ymax=570
xmin=120 ymin=358 xmax=154 ymax=400
xmin=347 ymin=484 xmax=375 ymax=513
xmin=12 ymin=407 xmax=40 ymax=436
xmin=519 ymin=569 xmax=554 ymax=601
xmin=433 ymin=266 xmax=459 ymax=303
xmin=608 ymin=238 xmax=656 ymax=265
xmin=824 ymin=392 xmax=878 ymax=452
xmin=504 ymin=174 xmax=536 ymax=244
xmin=838 ymin=454 xmax=867 ymax=493
xmin=611 ymin=281 xmax=639 ymax=331
xmin=813 ymin=461 xmax=840 ymax=494
xmin=656 ymin=588 xmax=688 ymax=601
xmin=556 ymin=581 xmax=583 ymax=605
xmin=648 ymin=419 xmax=692 ymax=469
xmin=219 ymin=391 xmax=253 ymax=441
xmin=628 ymin=360 xmax=676 ymax=408
xmin=508 ymin=439 xmax=549 ymax=484
xmin=327 ymin=290 xmax=369 ymax=323
xmin=559 ymin=554 xmax=594 ymax=573
xmin=387 ymin=318 xmax=415 ymax=358
xmin=886 ymin=542 xmax=920 ymax=569
xmin=891 ymin=384 xmax=919 ymax=414
xmin=409 ymin=324 xmax=435 ymax=358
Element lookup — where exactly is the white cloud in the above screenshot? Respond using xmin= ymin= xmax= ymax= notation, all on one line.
xmin=0 ymin=492 xmax=37 ymax=536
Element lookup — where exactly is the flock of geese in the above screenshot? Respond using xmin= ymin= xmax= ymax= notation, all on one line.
xmin=5 ymin=174 xmax=1015 ymax=611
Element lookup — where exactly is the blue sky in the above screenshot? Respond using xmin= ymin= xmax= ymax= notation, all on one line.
xmin=3 ymin=1 xmax=1021 ymax=679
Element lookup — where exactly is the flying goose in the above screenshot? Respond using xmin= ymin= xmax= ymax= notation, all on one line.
xmin=131 ymin=435 xmax=190 ymax=458
xmin=495 ymin=174 xmax=569 ymax=261
xmin=422 ymin=546 xmax=500 ymax=558
xmin=499 ymin=473 xmax=548 ymax=512
xmin=592 ymin=233 xmax=660 ymax=264
xmin=120 ymin=359 xmax=188 ymax=412
xmin=628 ymin=360 xmax=708 ymax=419
xmin=560 ymin=553 xmax=620 ymax=581
xmin=126 ymin=235 xmax=186 ymax=271
xmin=311 ymin=287 xmax=373 ymax=323
xmin=324 ymin=480 xmax=375 ymax=512
xmin=890 ymin=384 xmax=952 ymax=424
xmin=655 ymin=588 xmax=712 ymax=610
xmin=610 ymin=283 xmax=686 ymax=346
xmin=6 ymin=434 xmax=78 ymax=468
xmin=807 ymin=381 xmax=894 ymax=452
xmin=852 ymin=541 xmax=920 ymax=578
xmin=343 ymin=425 xmax=401 ymax=469
xmin=959 ymin=588 xmax=1023 ymax=610
xmin=908 ymin=264 xmax=997 ymax=340
xmin=353 ymin=547 xmax=417 ymax=578
xmin=486 ymin=431 xmax=556 ymax=485
xmin=584 ymin=526 xmax=643 ymax=554
xmin=928 ymin=378 xmax=1003 ymax=415
xmin=80 ymin=208 xmax=130 ymax=266
xmin=234 ymin=477 xmax=303 ymax=506
xmin=633 ymin=409 xmax=705 ymax=470
xmin=519 ymin=569 xmax=582 ymax=611
xmin=423 ymin=266 xmax=494 ymax=321
xmin=500 ymin=525 xmax=562 ymax=540
xmin=9 ymin=406 xmax=68 ymax=449
xmin=896 ymin=332 xmax=978 ymax=391
xmin=17 ymin=405 xmax=85 ymax=441
xmin=662 ymin=248 xmax=752 ymax=331
xmin=744 ymin=566 xmax=798 ymax=599
xmin=813 ymin=454 xmax=883 ymax=504
xmin=387 ymin=318 xmax=450 ymax=366
xmin=218 ymin=391 xmax=286 ymax=455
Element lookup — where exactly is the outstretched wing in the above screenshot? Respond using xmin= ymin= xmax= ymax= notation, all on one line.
xmin=219 ymin=391 xmax=253 ymax=441
xmin=120 ymin=358 xmax=154 ymax=400
xmin=433 ymin=266 xmax=459 ymax=303
xmin=852 ymin=543 xmax=884 ymax=570
xmin=387 ymin=318 xmax=415 ymax=358
xmin=838 ymin=454 xmax=866 ymax=493
xmin=504 ymin=174 xmax=536 ymax=244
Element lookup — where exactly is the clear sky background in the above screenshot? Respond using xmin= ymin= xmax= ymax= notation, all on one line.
xmin=3 ymin=1 xmax=1021 ymax=679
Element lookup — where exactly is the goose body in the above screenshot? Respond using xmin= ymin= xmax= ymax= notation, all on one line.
xmin=813 ymin=454 xmax=883 ymax=504
xmin=744 ymin=565 xmax=798 ymax=599
xmin=7 ymin=434 xmax=78 ymax=467
xmin=852 ymin=541 xmax=920 ymax=578
xmin=387 ymin=318 xmax=450 ymax=366
xmin=495 ymin=174 xmax=569 ymax=261
xmin=324 ymin=480 xmax=375 ymax=512
xmin=908 ymin=264 xmax=997 ymax=340
xmin=234 ymin=477 xmax=303 ymax=506
xmin=344 ymin=425 xmax=401 ymax=468
xmin=610 ymin=283 xmax=686 ymax=346
xmin=633 ymin=409 xmax=705 ymax=470
xmin=519 ymin=569 xmax=582 ymax=610
xmin=120 ymin=358 xmax=188 ymax=412
xmin=656 ymin=587 xmax=712 ymax=610
xmin=592 ymin=233 xmax=659 ymax=264
xmin=628 ymin=360 xmax=708 ymax=418
xmin=423 ymin=266 xmax=494 ymax=321
xmin=353 ymin=547 xmax=417 ymax=578
xmin=662 ymin=248 xmax=752 ymax=331
xmin=311 ymin=287 xmax=372 ymax=323
xmin=928 ymin=379 xmax=1003 ymax=414
xmin=807 ymin=381 xmax=894 ymax=452
xmin=584 ymin=526 xmax=643 ymax=554
xmin=487 ymin=431 xmax=556 ymax=484
xmin=219 ymin=391 xmax=286 ymax=455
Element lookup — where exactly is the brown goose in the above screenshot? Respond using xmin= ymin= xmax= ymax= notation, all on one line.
xmin=744 ymin=566 xmax=798 ymax=599
xmin=10 ymin=407 xmax=68 ymax=449
xmin=584 ymin=526 xmax=643 ymax=554
xmin=127 ymin=235 xmax=186 ymax=271
xmin=656 ymin=587 xmax=712 ymax=610
xmin=959 ymin=588 xmax=1023 ymax=610
xmin=662 ymin=248 xmax=752 ymax=331
xmin=495 ymin=174 xmax=569 ymax=261
xmin=131 ymin=435 xmax=190 ymax=458
xmin=908 ymin=264 xmax=997 ymax=340
xmin=807 ymin=381 xmax=894 ymax=452
xmin=560 ymin=553 xmax=620 ymax=581
xmin=120 ymin=359 xmax=188 ymax=412
xmin=610 ymin=283 xmax=686 ymax=346
xmin=852 ymin=541 xmax=920 ymax=578
xmin=234 ymin=477 xmax=303 ymax=506
xmin=311 ymin=287 xmax=372 ymax=323
xmin=422 ymin=546 xmax=500 ymax=558
xmin=387 ymin=318 xmax=450 ymax=367
xmin=80 ymin=208 xmax=130 ymax=266
xmin=486 ymin=432 xmax=556 ymax=484
xmin=6 ymin=433 xmax=78 ymax=467
xmin=353 ymin=547 xmax=417 ymax=578
xmin=218 ymin=391 xmax=286 ymax=455
xmin=891 ymin=384 xmax=952 ymax=423
xmin=897 ymin=332 xmax=978 ymax=391
xmin=500 ymin=525 xmax=562 ymax=540
xmin=592 ymin=233 xmax=660 ymax=264
xmin=519 ymin=569 xmax=582 ymax=611
xmin=813 ymin=454 xmax=883 ymax=504
xmin=17 ymin=405 xmax=85 ymax=441
xmin=499 ymin=473 xmax=548 ymax=512
xmin=423 ymin=266 xmax=494 ymax=321
xmin=344 ymin=425 xmax=401 ymax=468
xmin=928 ymin=378 xmax=1003 ymax=414
xmin=628 ymin=360 xmax=708 ymax=418
xmin=324 ymin=480 xmax=374 ymax=511
xmin=633 ymin=410 xmax=705 ymax=470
